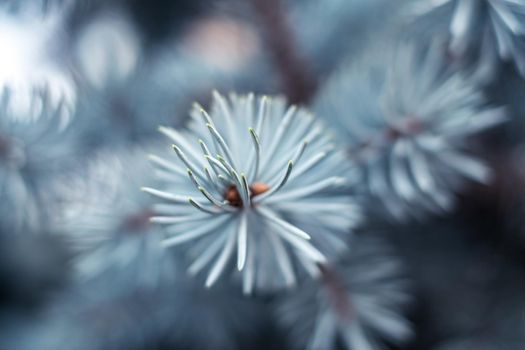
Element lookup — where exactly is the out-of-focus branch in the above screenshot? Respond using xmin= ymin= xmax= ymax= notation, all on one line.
xmin=251 ymin=0 xmax=317 ymax=105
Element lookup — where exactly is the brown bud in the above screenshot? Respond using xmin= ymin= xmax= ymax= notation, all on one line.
xmin=225 ymin=185 xmax=242 ymax=207
xmin=250 ymin=182 xmax=270 ymax=197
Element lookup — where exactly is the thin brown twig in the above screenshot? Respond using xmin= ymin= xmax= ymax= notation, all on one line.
xmin=251 ymin=0 xmax=318 ymax=105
